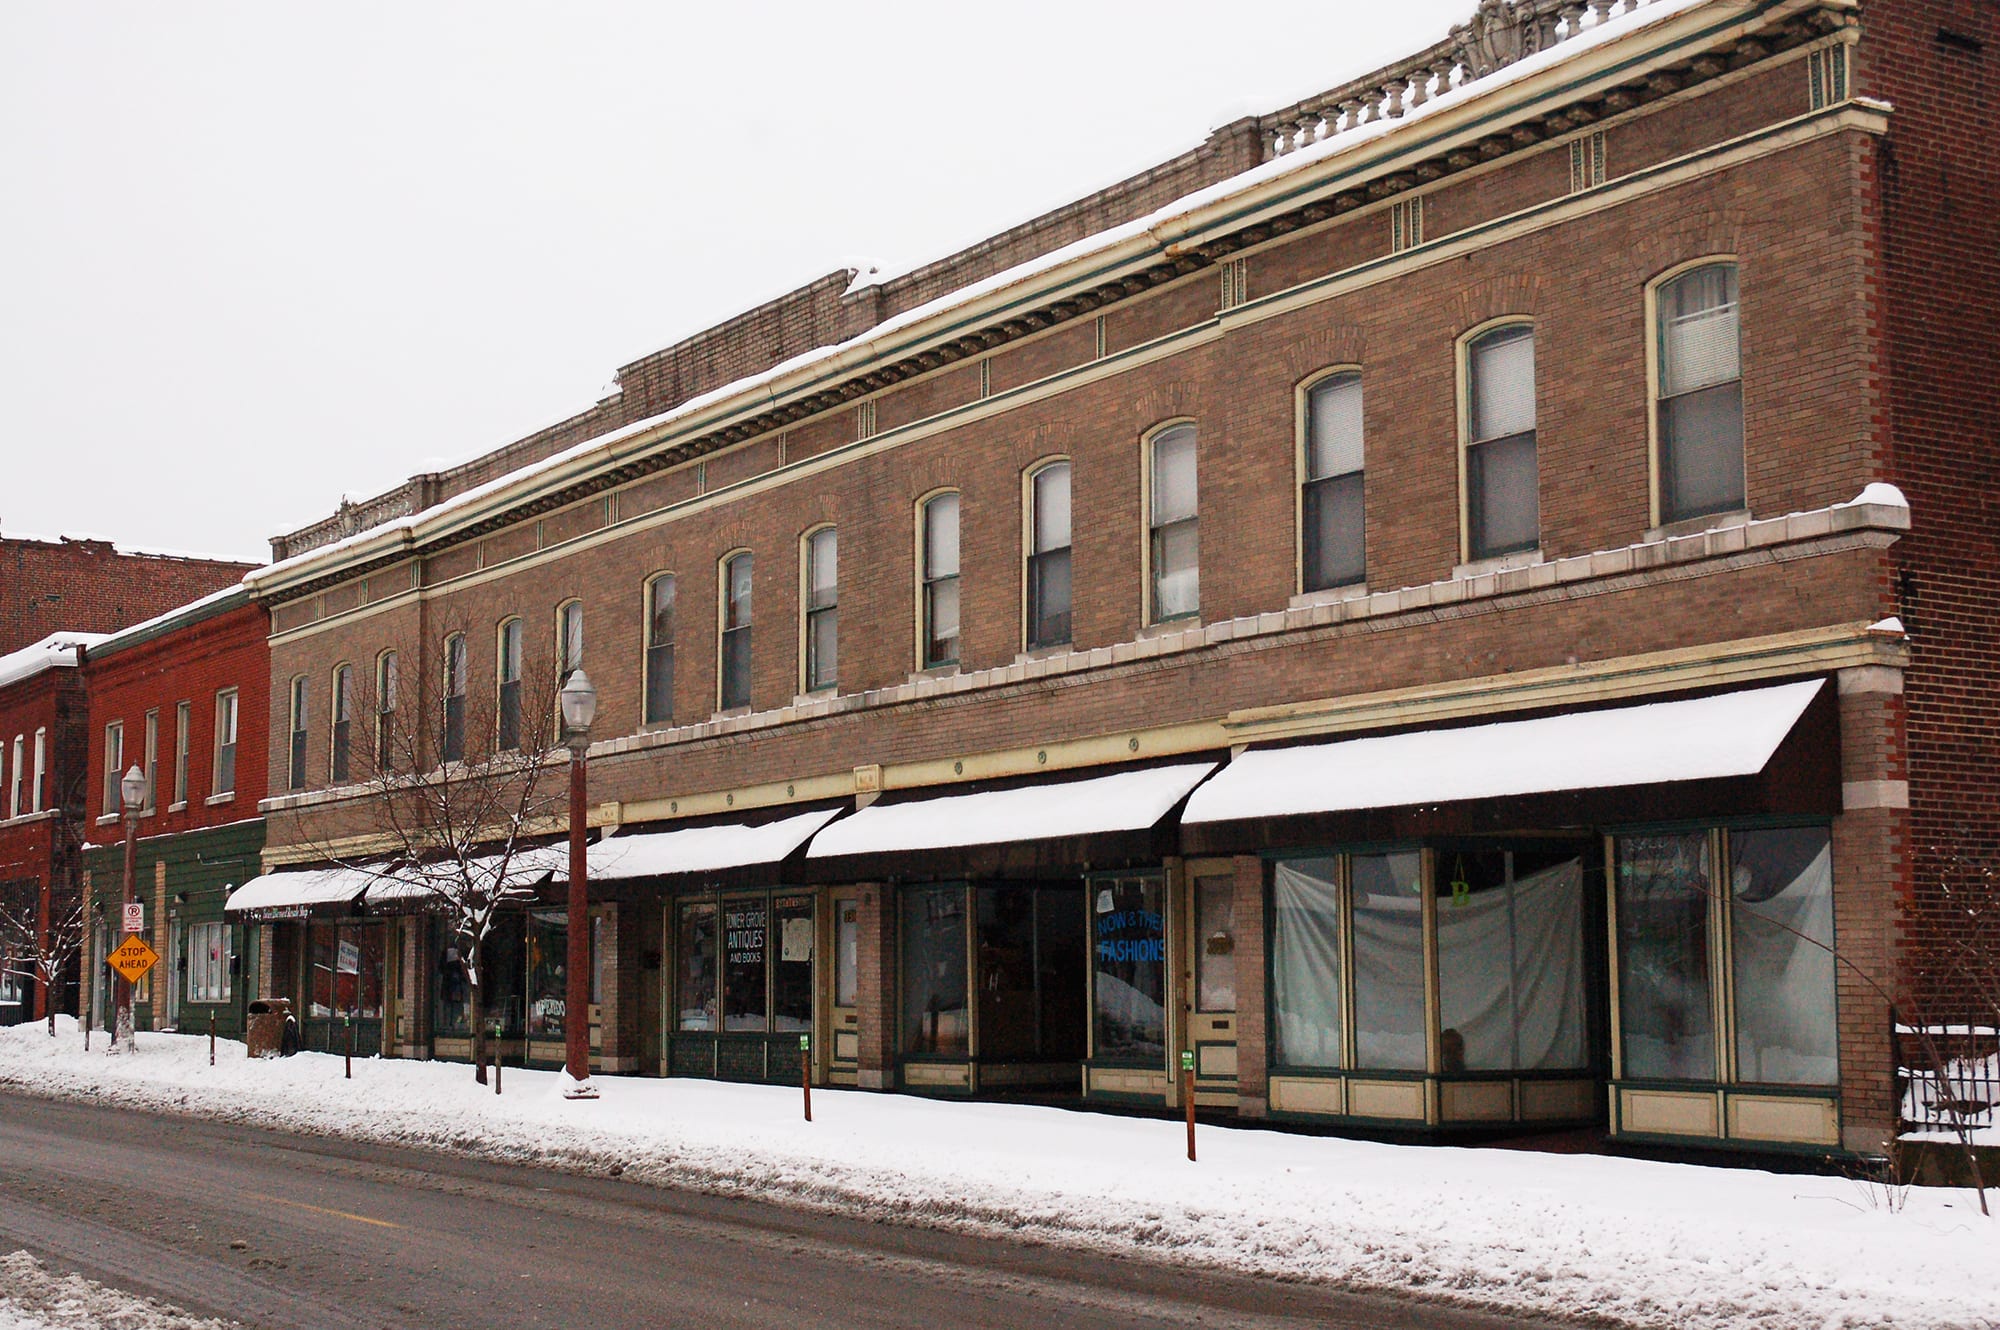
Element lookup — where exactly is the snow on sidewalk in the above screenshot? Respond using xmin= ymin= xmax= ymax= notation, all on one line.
xmin=0 ymin=1020 xmax=1992 ymax=1330
xmin=0 ymin=1252 xmax=232 ymax=1330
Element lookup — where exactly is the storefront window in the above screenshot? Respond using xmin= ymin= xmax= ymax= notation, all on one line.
xmin=1731 ymin=827 xmax=1836 ymax=1086
xmin=1616 ymin=832 xmax=1715 ymax=1081
xmin=527 ymin=909 xmax=567 ymax=1039
xmin=1351 ymin=851 xmax=1426 ymax=1071
xmin=677 ymin=901 xmax=717 ymax=1031
xmin=902 ymin=885 xmax=968 ymax=1056
xmin=1091 ymin=875 xmax=1165 ymax=1065
xmin=722 ymin=899 xmax=768 ymax=1033
xmin=772 ymin=895 xmax=814 ymax=1034
xmin=978 ymin=887 xmax=1038 ymax=1061
xmin=308 ymin=921 xmax=384 ymax=1021
xmin=435 ymin=926 xmax=471 ymax=1036
xmin=1436 ymin=848 xmax=1587 ymax=1072
xmin=1272 ymin=858 xmax=1343 ymax=1068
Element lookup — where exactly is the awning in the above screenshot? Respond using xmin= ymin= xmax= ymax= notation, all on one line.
xmin=362 ymin=845 xmax=569 ymax=909
xmin=806 ymin=762 xmax=1216 ymax=860
xmin=1183 ymin=679 xmax=1827 ymax=826
xmin=591 ymin=808 xmax=841 ymax=881
xmin=226 ymin=866 xmax=379 ymax=919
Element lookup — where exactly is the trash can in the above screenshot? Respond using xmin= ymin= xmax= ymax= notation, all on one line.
xmin=244 ymin=998 xmax=296 ymax=1058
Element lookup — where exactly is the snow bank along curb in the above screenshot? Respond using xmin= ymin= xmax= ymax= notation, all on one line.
xmin=0 ymin=1023 xmax=1994 ymax=1330
xmin=0 ymin=1252 xmax=233 ymax=1330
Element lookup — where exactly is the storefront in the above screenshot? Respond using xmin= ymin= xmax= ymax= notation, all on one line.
xmin=226 ymin=864 xmax=388 ymax=1057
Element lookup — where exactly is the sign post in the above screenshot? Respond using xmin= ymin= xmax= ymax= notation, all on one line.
xmin=1181 ymin=1049 xmax=1197 ymax=1162
xmin=800 ymin=1033 xmax=812 ymax=1122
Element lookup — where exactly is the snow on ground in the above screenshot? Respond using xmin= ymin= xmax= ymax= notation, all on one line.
xmin=0 ymin=1252 xmax=232 ymax=1330
xmin=0 ymin=1020 xmax=1993 ymax=1330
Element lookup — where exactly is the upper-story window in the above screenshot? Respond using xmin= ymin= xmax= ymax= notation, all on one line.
xmin=330 ymin=664 xmax=353 ymax=783
xmin=286 ymin=676 xmax=308 ymax=791
xmin=1655 ymin=261 xmax=1745 ymax=524
xmin=1026 ymin=461 xmax=1072 ymax=650
xmin=6 ymin=735 xmax=20 ymax=819
xmin=920 ymin=492 xmax=961 ymax=668
xmin=31 ymin=728 xmax=45 ymax=813
xmin=375 ymin=651 xmax=399 ymax=771
xmin=1464 ymin=323 xmax=1540 ymax=562
xmin=442 ymin=634 xmax=468 ymax=763
xmin=804 ymin=527 xmax=838 ymax=693
xmin=213 ymin=689 xmax=238 ymax=797
xmin=497 ymin=618 xmax=524 ymax=751
xmin=1146 ymin=423 xmax=1199 ymax=622
xmin=720 ymin=552 xmax=754 ymax=711
xmin=644 ymin=574 xmax=677 ymax=727
xmin=557 ymin=600 xmax=584 ymax=684
xmin=1302 ymin=372 xmax=1366 ymax=592
xmin=103 ymin=721 xmax=126 ymax=814
xmin=172 ymin=701 xmax=190 ymax=807
xmin=142 ymin=710 xmax=158 ymax=814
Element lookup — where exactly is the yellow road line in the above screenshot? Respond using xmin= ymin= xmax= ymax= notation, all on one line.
xmin=245 ymin=1192 xmax=403 ymax=1230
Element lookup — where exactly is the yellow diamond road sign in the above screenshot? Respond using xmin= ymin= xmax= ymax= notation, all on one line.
xmin=109 ymin=934 xmax=159 ymax=985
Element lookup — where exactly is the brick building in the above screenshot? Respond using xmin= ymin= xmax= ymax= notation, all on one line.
xmin=0 ymin=532 xmax=257 ymax=655
xmin=235 ymin=0 xmax=1993 ymax=1158
xmin=77 ymin=590 xmax=270 ymax=1040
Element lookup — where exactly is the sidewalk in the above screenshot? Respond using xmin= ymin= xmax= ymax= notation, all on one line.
xmin=0 ymin=1020 xmax=1991 ymax=1330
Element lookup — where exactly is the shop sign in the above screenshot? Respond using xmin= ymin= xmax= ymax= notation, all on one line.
xmin=247 ymin=905 xmax=314 ymax=922
xmin=1094 ymin=908 xmax=1166 ymax=963
xmin=726 ymin=906 xmax=766 ymax=966
xmin=109 ymin=935 xmax=159 ymax=984
xmin=337 ymin=939 xmax=361 ymax=974
xmin=781 ymin=915 xmax=813 ymax=962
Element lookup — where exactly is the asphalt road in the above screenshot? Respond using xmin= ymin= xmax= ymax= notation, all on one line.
xmin=0 ymin=1090 xmax=1568 ymax=1330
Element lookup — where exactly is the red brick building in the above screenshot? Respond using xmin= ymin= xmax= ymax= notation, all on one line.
xmin=240 ymin=0 xmax=1993 ymax=1158
xmin=0 ymin=533 xmax=257 ymax=655
xmin=78 ymin=590 xmax=270 ymax=1038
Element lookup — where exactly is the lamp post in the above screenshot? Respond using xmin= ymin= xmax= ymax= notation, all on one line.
xmin=113 ymin=764 xmax=147 ymax=1050
xmin=558 ymin=669 xmax=599 ymax=1099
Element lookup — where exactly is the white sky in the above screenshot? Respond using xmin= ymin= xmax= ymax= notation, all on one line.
xmin=1 ymin=1 xmax=1467 ymax=564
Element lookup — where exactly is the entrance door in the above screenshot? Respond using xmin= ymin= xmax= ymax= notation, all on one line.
xmin=1184 ymin=860 xmax=1240 ymax=1106
xmin=166 ymin=916 xmax=184 ymax=1030
xmin=827 ymin=891 xmax=861 ymax=1084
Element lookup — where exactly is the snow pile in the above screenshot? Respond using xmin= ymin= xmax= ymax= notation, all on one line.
xmin=0 ymin=1020 xmax=1993 ymax=1330
xmin=0 ymin=635 xmax=107 ymax=691
xmin=0 ymin=1252 xmax=231 ymax=1330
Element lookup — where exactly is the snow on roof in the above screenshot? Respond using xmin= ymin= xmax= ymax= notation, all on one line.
xmin=85 ymin=582 xmax=250 ymax=657
xmin=1184 ymin=680 xmax=1825 ymax=825
xmin=591 ymin=808 xmax=841 ymax=880
xmin=0 ymin=632 xmax=110 ymax=691
xmin=257 ymin=0 xmax=1710 ymax=591
xmin=225 ymin=866 xmax=376 ymax=915
xmin=808 ymin=763 xmax=1216 ymax=859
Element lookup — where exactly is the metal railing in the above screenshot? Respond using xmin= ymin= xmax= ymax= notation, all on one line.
xmin=1898 ymin=1024 xmax=2000 ymax=1136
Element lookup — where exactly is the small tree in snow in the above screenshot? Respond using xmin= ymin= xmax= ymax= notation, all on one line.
xmin=0 ymin=883 xmax=83 ymax=1037
xmin=297 ymin=618 xmax=573 ymax=1084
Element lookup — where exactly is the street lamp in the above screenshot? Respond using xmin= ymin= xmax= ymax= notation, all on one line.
xmin=558 ymin=669 xmax=599 ymax=1099
xmin=113 ymin=763 xmax=147 ymax=1050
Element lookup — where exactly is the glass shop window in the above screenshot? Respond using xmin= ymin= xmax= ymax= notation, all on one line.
xmin=1091 ymin=875 xmax=1166 ymax=1064
xmin=527 ymin=908 xmax=568 ymax=1039
xmin=1271 ymin=857 xmax=1344 ymax=1068
xmin=901 ymin=885 xmax=968 ymax=1056
xmin=1615 ymin=832 xmax=1716 ymax=1081
xmin=834 ymin=899 xmax=859 ymax=1009
xmin=677 ymin=901 xmax=718 ymax=1032
xmin=772 ymin=895 xmax=814 ymax=1034
xmin=1350 ymin=850 xmax=1426 ymax=1071
xmin=1730 ymin=826 xmax=1836 ymax=1086
xmin=722 ymin=899 xmax=769 ymax=1033
xmin=1435 ymin=847 xmax=1588 ymax=1073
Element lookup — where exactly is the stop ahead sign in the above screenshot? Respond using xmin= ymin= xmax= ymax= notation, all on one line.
xmin=109 ymin=934 xmax=159 ymax=985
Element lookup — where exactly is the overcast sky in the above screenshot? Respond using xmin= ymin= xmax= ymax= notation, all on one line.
xmin=1 ymin=1 xmax=1467 ymax=565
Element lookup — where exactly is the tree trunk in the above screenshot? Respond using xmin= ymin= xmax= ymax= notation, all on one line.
xmin=469 ymin=933 xmax=487 ymax=1085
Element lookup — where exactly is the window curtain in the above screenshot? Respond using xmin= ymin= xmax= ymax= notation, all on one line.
xmin=1436 ymin=858 xmax=1587 ymax=1071
xmin=1731 ymin=829 xmax=1837 ymax=1086
xmin=1272 ymin=859 xmax=1343 ymax=1067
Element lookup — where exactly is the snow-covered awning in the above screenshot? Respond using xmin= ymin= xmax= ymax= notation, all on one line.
xmin=226 ymin=866 xmax=378 ymax=920
xmin=361 ymin=845 xmax=569 ymax=909
xmin=591 ymin=808 xmax=841 ymax=880
xmin=1183 ymin=680 xmax=1826 ymax=825
xmin=806 ymin=763 xmax=1217 ymax=860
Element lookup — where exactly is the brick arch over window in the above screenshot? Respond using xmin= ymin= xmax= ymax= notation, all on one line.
xmin=1129 ymin=379 xmax=1205 ymax=428
xmin=1622 ymin=208 xmax=1755 ymax=277
xmin=1442 ymin=275 xmax=1550 ymax=335
xmin=1275 ymin=327 xmax=1367 ymax=382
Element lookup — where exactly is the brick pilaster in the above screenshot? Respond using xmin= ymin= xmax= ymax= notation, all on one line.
xmin=1230 ymin=854 xmax=1268 ymax=1116
xmin=854 ymin=883 xmax=894 ymax=1090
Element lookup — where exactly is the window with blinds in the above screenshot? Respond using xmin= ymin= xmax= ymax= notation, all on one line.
xmin=805 ymin=527 xmax=839 ymax=692
xmin=1465 ymin=326 xmax=1540 ymax=561
xmin=1148 ymin=424 xmax=1200 ymax=621
xmin=1656 ymin=263 xmax=1745 ymax=523
xmin=1302 ymin=372 xmax=1365 ymax=592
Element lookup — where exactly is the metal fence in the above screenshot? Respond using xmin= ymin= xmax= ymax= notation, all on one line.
xmin=1898 ymin=1024 xmax=2000 ymax=1136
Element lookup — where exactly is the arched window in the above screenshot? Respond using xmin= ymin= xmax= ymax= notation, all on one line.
xmin=286 ymin=676 xmax=308 ymax=791
xmin=556 ymin=600 xmax=584 ymax=683
xmin=330 ymin=663 xmax=352 ymax=782
xmin=1462 ymin=323 xmax=1539 ymax=562
xmin=1654 ymin=261 xmax=1744 ymax=523
xmin=1025 ymin=461 xmax=1072 ymax=650
xmin=496 ymin=618 xmax=524 ymax=751
xmin=720 ymin=552 xmax=754 ymax=710
xmin=1301 ymin=371 xmax=1365 ymax=592
xmin=1145 ymin=424 xmax=1199 ymax=622
xmin=442 ymin=634 xmax=467 ymax=763
xmin=374 ymin=651 xmax=399 ymax=771
xmin=920 ymin=492 xmax=960 ymax=668
xmin=803 ymin=527 xmax=838 ymax=693
xmin=644 ymin=575 xmax=676 ymax=726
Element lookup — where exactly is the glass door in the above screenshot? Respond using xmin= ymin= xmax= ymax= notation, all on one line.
xmin=827 ymin=891 xmax=861 ymax=1081
xmin=1184 ymin=861 xmax=1240 ymax=1104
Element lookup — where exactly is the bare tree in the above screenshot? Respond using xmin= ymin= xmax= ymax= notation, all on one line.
xmin=295 ymin=616 xmax=573 ymax=1083
xmin=0 ymin=882 xmax=83 ymax=1038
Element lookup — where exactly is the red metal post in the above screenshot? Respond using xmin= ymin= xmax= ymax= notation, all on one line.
xmin=564 ymin=746 xmax=592 ymax=1092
